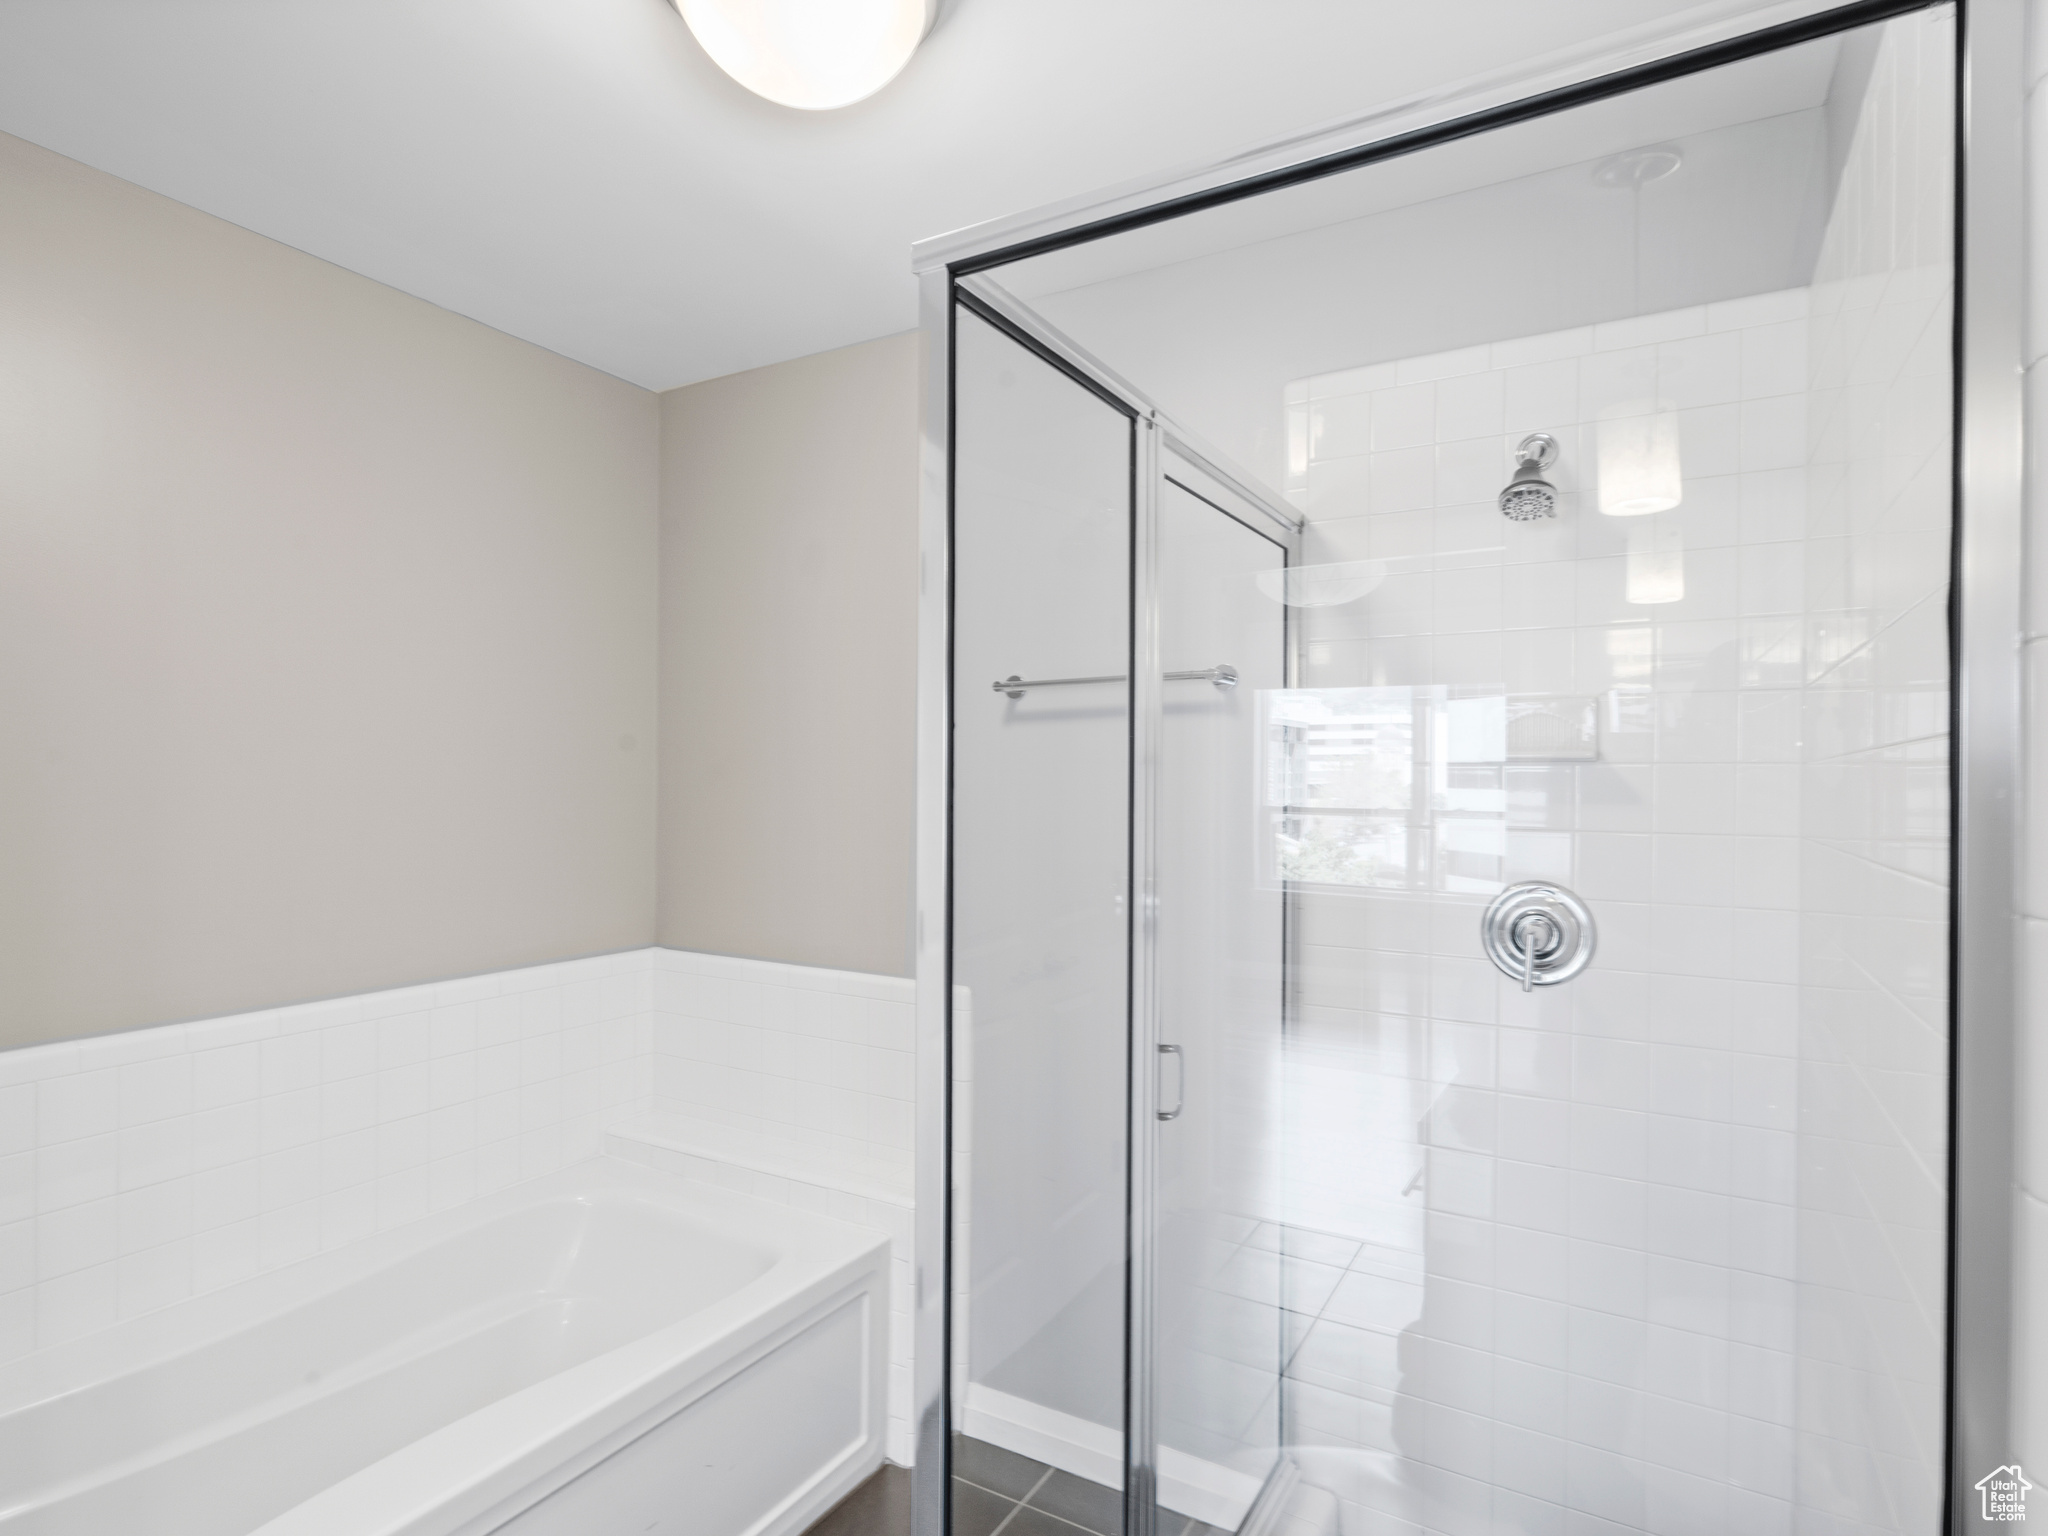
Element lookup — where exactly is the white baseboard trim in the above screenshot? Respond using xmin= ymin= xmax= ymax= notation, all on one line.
xmin=1236 ymin=1456 xmax=1300 ymax=1536
xmin=962 ymin=1385 xmax=1265 ymax=1529
xmin=963 ymin=1384 xmax=1121 ymax=1490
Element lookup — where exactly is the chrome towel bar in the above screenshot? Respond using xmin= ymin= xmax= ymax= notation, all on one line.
xmin=992 ymin=664 xmax=1237 ymax=699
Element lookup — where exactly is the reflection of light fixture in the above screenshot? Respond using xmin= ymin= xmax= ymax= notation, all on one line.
xmin=1597 ymin=409 xmax=1683 ymax=516
xmin=1592 ymin=146 xmax=1687 ymax=516
xmin=1626 ymin=520 xmax=1684 ymax=604
xmin=1256 ymin=560 xmax=1385 ymax=607
xmin=676 ymin=0 xmax=935 ymax=110
xmin=1592 ymin=146 xmax=1683 ymax=188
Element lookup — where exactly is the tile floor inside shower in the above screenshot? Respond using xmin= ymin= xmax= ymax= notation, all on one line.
xmin=952 ymin=1437 xmax=1236 ymax=1536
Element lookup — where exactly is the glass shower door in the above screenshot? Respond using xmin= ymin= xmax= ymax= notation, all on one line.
xmin=1140 ymin=454 xmax=1295 ymax=1536
xmin=950 ymin=306 xmax=1134 ymax=1536
xmin=951 ymin=331 xmax=1300 ymax=1536
xmin=950 ymin=7 xmax=1960 ymax=1532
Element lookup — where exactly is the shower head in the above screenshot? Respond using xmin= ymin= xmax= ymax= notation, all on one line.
xmin=1499 ymin=433 xmax=1560 ymax=521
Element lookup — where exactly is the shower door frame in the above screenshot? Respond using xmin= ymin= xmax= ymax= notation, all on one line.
xmin=944 ymin=272 xmax=1308 ymax=1536
xmin=911 ymin=1 xmax=2023 ymax=1531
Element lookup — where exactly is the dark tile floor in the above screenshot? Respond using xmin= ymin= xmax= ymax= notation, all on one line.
xmin=806 ymin=1463 xmax=912 ymax=1536
xmin=950 ymin=1436 xmax=1232 ymax=1536
xmin=797 ymin=1443 xmax=1234 ymax=1536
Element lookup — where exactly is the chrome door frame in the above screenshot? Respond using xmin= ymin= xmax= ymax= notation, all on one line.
xmin=911 ymin=0 xmax=1943 ymax=278
xmin=919 ymin=277 xmax=1302 ymax=1536
xmin=913 ymin=1 xmax=2023 ymax=1530
xmin=1127 ymin=412 xmax=1162 ymax=1536
xmin=911 ymin=259 xmax=952 ymax=1525
xmin=1952 ymin=0 xmax=2025 ymax=1524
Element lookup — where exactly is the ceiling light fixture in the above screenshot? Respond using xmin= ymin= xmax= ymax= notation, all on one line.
xmin=675 ymin=0 xmax=937 ymax=110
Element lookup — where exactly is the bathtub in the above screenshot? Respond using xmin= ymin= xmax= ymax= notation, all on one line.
xmin=0 ymin=1158 xmax=890 ymax=1536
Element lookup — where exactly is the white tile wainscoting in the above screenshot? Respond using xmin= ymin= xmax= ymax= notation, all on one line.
xmin=0 ymin=946 xmax=923 ymax=1464
xmin=0 ymin=951 xmax=655 ymax=1363
xmin=630 ymin=948 xmax=921 ymax=1461
xmin=643 ymin=950 xmax=915 ymax=1204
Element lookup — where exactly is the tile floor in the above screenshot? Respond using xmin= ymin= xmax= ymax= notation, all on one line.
xmin=806 ymin=1465 xmax=912 ymax=1536
xmin=950 ymin=1436 xmax=1233 ymax=1536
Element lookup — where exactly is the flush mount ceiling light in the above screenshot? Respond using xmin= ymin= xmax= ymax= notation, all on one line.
xmin=675 ymin=0 xmax=937 ymax=110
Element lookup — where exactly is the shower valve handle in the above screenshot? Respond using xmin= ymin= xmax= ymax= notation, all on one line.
xmin=1483 ymin=884 xmax=1595 ymax=988
xmin=1513 ymin=910 xmax=1557 ymax=993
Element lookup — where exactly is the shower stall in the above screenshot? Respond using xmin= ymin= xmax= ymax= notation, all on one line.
xmin=911 ymin=2 xmax=2019 ymax=1533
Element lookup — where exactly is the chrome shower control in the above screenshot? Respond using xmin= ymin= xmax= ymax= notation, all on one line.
xmin=1482 ymin=883 xmax=1595 ymax=990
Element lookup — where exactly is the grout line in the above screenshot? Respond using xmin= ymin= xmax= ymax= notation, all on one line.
xmin=1021 ymin=1508 xmax=1115 ymax=1536
xmin=1017 ymin=1467 xmax=1056 ymax=1508
xmin=973 ymin=1465 xmax=1054 ymax=1536
xmin=1017 ymin=1467 xmax=1132 ymax=1536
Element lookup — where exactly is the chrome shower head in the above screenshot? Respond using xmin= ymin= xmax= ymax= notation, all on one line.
xmin=1499 ymin=433 xmax=1560 ymax=521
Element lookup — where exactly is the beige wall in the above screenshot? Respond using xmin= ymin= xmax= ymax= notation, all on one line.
xmin=0 ymin=130 xmax=918 ymax=1047
xmin=657 ymin=335 xmax=918 ymax=978
xmin=0 ymin=131 xmax=660 ymax=1048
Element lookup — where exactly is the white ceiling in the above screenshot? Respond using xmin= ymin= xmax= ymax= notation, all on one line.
xmin=996 ymin=30 xmax=1848 ymax=482
xmin=0 ymin=0 xmax=1755 ymax=391
xmin=998 ymin=35 xmax=1840 ymax=303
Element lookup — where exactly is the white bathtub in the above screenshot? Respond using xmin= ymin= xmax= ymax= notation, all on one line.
xmin=0 ymin=1159 xmax=890 ymax=1536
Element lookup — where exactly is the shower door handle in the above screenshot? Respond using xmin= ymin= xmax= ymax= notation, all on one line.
xmin=1157 ymin=1044 xmax=1184 ymax=1121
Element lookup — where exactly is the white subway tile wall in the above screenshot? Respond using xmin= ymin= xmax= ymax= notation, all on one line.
xmin=0 ymin=947 xmax=923 ymax=1463
xmin=1279 ymin=275 xmax=1817 ymax=1531
xmin=1273 ymin=16 xmax=1952 ymax=1534
xmin=1796 ymin=12 xmax=1953 ymax=1532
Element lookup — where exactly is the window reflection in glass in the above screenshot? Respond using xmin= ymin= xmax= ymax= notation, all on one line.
xmin=1264 ymin=687 xmax=1620 ymax=893
xmin=1263 ymin=686 xmax=1502 ymax=893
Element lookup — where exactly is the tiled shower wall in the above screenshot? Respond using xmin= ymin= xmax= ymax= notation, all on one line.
xmin=1282 ymin=283 xmax=1818 ymax=1536
xmin=1275 ymin=16 xmax=1953 ymax=1531
xmin=1792 ymin=11 xmax=1954 ymax=1531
